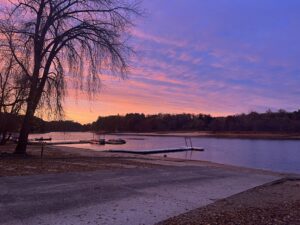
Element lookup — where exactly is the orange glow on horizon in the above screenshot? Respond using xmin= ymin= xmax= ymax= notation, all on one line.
xmin=63 ymin=87 xmax=235 ymax=124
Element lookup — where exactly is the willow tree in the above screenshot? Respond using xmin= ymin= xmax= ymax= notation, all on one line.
xmin=0 ymin=55 xmax=28 ymax=145
xmin=0 ymin=0 xmax=140 ymax=154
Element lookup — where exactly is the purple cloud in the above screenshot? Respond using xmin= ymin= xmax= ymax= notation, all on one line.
xmin=63 ymin=0 xmax=300 ymax=122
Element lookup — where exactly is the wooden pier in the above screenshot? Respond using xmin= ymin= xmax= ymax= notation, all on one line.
xmin=106 ymin=147 xmax=204 ymax=155
xmin=28 ymin=139 xmax=205 ymax=156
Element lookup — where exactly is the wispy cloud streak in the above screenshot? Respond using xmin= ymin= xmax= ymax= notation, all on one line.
xmin=59 ymin=0 xmax=300 ymax=123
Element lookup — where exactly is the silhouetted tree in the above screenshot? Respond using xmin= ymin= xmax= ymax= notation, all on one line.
xmin=0 ymin=55 xmax=28 ymax=144
xmin=0 ymin=0 xmax=140 ymax=154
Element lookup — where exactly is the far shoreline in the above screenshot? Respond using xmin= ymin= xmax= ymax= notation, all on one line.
xmin=29 ymin=130 xmax=300 ymax=140
xmin=108 ymin=131 xmax=300 ymax=140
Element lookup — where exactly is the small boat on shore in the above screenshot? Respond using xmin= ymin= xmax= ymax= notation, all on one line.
xmin=105 ymin=138 xmax=126 ymax=145
xmin=34 ymin=137 xmax=52 ymax=141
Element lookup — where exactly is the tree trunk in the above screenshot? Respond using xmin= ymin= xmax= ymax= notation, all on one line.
xmin=14 ymin=69 xmax=41 ymax=154
xmin=14 ymin=105 xmax=35 ymax=155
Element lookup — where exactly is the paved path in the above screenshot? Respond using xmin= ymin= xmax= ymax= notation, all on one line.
xmin=0 ymin=166 xmax=279 ymax=225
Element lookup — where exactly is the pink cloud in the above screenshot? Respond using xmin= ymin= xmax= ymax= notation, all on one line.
xmin=131 ymin=29 xmax=188 ymax=48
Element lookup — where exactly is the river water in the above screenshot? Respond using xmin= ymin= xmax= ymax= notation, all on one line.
xmin=29 ymin=132 xmax=300 ymax=174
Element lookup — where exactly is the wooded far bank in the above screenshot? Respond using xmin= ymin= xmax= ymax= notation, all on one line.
xmin=2 ymin=110 xmax=300 ymax=138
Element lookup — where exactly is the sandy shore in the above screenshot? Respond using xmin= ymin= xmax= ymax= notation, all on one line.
xmin=0 ymin=144 xmax=289 ymax=177
xmin=0 ymin=144 xmax=168 ymax=177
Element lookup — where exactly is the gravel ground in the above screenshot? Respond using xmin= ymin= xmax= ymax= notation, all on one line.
xmin=157 ymin=178 xmax=300 ymax=225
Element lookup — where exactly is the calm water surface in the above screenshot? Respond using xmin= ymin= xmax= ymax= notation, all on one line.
xmin=29 ymin=132 xmax=300 ymax=174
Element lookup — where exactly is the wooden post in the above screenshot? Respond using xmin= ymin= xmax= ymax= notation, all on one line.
xmin=189 ymin=137 xmax=193 ymax=148
xmin=41 ymin=142 xmax=45 ymax=159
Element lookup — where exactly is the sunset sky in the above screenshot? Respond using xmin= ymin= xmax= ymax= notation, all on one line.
xmin=64 ymin=0 xmax=300 ymax=123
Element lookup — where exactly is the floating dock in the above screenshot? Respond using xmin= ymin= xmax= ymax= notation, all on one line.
xmin=27 ymin=140 xmax=205 ymax=155
xmin=106 ymin=147 xmax=204 ymax=155
xmin=28 ymin=140 xmax=91 ymax=145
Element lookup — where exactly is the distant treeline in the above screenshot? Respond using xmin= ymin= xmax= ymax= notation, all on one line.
xmin=91 ymin=110 xmax=300 ymax=133
xmin=2 ymin=110 xmax=300 ymax=137
xmin=0 ymin=113 xmax=90 ymax=135
xmin=31 ymin=118 xmax=90 ymax=133
xmin=0 ymin=114 xmax=90 ymax=144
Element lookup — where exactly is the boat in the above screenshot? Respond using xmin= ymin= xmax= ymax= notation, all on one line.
xmin=34 ymin=137 xmax=52 ymax=141
xmin=90 ymin=139 xmax=106 ymax=145
xmin=105 ymin=138 xmax=126 ymax=145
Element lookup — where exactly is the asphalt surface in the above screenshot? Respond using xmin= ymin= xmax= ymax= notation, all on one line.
xmin=0 ymin=166 xmax=278 ymax=225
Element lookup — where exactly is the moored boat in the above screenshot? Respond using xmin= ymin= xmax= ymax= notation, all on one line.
xmin=105 ymin=138 xmax=126 ymax=145
xmin=90 ymin=139 xmax=106 ymax=145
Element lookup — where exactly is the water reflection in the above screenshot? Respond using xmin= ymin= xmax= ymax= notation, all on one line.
xmin=29 ymin=132 xmax=300 ymax=174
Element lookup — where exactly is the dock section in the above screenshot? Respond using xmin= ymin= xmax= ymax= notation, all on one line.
xmin=107 ymin=147 xmax=204 ymax=155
